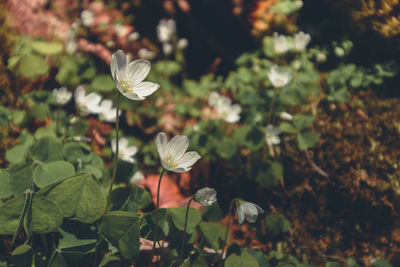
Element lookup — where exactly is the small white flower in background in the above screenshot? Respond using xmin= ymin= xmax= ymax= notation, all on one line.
xmin=194 ymin=187 xmax=217 ymax=206
xmin=81 ymin=10 xmax=94 ymax=27
xmin=217 ymin=102 xmax=242 ymax=124
xmin=295 ymin=0 xmax=303 ymax=8
xmin=162 ymin=43 xmax=173 ymax=56
xmin=110 ymin=50 xmax=160 ymax=101
xmin=127 ymin=32 xmax=140 ymax=42
xmin=156 ymin=132 xmax=201 ymax=173
xmin=265 ymin=125 xmax=282 ymax=146
xmin=138 ymin=48 xmax=155 ymax=60
xmin=273 ymin=32 xmax=292 ymax=54
xmin=267 ymin=65 xmax=292 ymax=88
xmin=156 ymin=19 xmax=176 ymax=43
xmin=177 ymin=38 xmax=188 ymax=50
xmin=74 ymin=86 xmax=102 ymax=115
xmin=236 ymin=200 xmax=264 ymax=224
xmin=99 ymin=99 xmax=120 ymax=123
xmin=130 ymin=171 xmax=145 ymax=184
xmin=53 ymin=87 xmax=72 ymax=105
xmin=111 ymin=137 xmax=138 ymax=163
xmin=280 ymin=111 xmax=293 ymax=121
xmin=208 ymin=92 xmax=241 ymax=124
xmin=294 ymin=31 xmax=311 ymax=51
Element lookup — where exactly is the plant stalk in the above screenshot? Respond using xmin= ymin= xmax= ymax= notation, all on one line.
xmin=179 ymin=197 xmax=194 ymax=263
xmin=153 ymin=169 xmax=165 ymax=250
xmin=105 ymin=92 xmax=120 ymax=214
xmin=221 ymin=199 xmax=236 ymax=265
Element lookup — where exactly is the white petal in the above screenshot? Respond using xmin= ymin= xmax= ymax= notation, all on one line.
xmin=118 ymin=138 xmax=129 ymax=149
xmin=132 ymin=82 xmax=160 ymax=98
xmin=168 ymin=167 xmax=190 ymax=173
xmin=156 ymin=132 xmax=168 ymax=159
xmin=125 ymin=146 xmax=138 ymax=157
xmin=120 ymin=91 xmax=143 ymax=101
xmin=111 ymin=50 xmax=127 ymax=79
xmin=174 ymin=151 xmax=201 ymax=169
xmin=111 ymin=138 xmax=117 ymax=153
xmin=126 ymin=59 xmax=151 ymax=86
xmin=237 ymin=206 xmax=245 ymax=224
xmin=166 ymin=135 xmax=189 ymax=159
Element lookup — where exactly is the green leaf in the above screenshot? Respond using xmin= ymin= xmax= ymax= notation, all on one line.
xmin=297 ymin=131 xmax=319 ymax=151
xmin=264 ymin=214 xmax=291 ymax=236
xmin=168 ymin=207 xmax=202 ymax=234
xmin=270 ymin=0 xmax=303 ymax=15
xmin=110 ymin=186 xmax=151 ymax=212
xmin=325 ymin=262 xmax=341 ymax=267
xmin=224 ymin=249 xmax=259 ymax=267
xmin=0 ymin=106 xmax=11 ymax=125
xmin=31 ymin=40 xmax=63 ymax=55
xmin=90 ymin=74 xmax=115 ymax=92
xmin=154 ymin=60 xmax=181 ymax=76
xmin=9 ymin=162 xmax=35 ymax=196
xmin=33 ymin=161 xmax=75 ymax=188
xmin=292 ymin=115 xmax=314 ymax=131
xmin=279 ymin=122 xmax=298 ymax=134
xmin=57 ymin=229 xmax=96 ymax=250
xmin=180 ymin=253 xmax=208 ymax=267
xmin=329 ymin=88 xmax=351 ymax=103
xmin=0 ymin=170 xmax=12 ymax=199
xmin=40 ymin=173 xmax=106 ymax=223
xmin=262 ymin=36 xmax=275 ymax=58
xmin=201 ymin=203 xmax=224 ymax=222
xmin=30 ymin=102 xmax=50 ymax=121
xmin=26 ymin=193 xmax=63 ymax=234
xmin=6 ymin=144 xmax=29 ymax=164
xmin=256 ymin=162 xmax=283 ymax=189
xmin=100 ymin=211 xmax=141 ymax=260
xmin=19 ymin=54 xmax=49 ymax=79
xmin=142 ymin=209 xmax=169 ymax=241
xmin=198 ymin=222 xmax=227 ymax=251
xmin=216 ymin=139 xmax=238 ymax=159
xmin=0 ymin=193 xmax=62 ymax=235
xmin=49 ymin=253 xmax=68 ymax=267
xmin=30 ymin=137 xmax=63 ymax=162
xmin=12 ymin=109 xmax=27 ymax=125
xmin=11 ymin=244 xmax=33 ymax=267
xmin=371 ymin=259 xmax=393 ymax=267
xmin=63 ymin=142 xmax=93 ymax=164
xmin=245 ymin=249 xmax=270 ymax=267
xmin=233 ymin=125 xmax=264 ymax=151
xmin=34 ymin=125 xmax=57 ymax=139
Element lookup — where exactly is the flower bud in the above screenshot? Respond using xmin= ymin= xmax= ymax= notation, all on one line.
xmin=194 ymin=187 xmax=217 ymax=206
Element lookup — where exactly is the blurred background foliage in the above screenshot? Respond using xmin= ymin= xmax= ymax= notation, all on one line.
xmin=1 ymin=0 xmax=400 ymax=266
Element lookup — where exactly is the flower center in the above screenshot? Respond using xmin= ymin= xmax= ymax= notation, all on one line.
xmin=162 ymin=156 xmax=177 ymax=168
xmin=119 ymin=79 xmax=134 ymax=93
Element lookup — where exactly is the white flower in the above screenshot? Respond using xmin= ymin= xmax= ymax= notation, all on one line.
xmin=194 ymin=187 xmax=217 ymax=206
xmin=74 ymin=86 xmax=102 ymax=115
xmin=53 ymin=87 xmax=72 ymax=105
xmin=217 ymin=102 xmax=241 ymax=123
xmin=267 ymin=65 xmax=292 ymax=88
xmin=81 ymin=10 xmax=94 ymax=27
xmin=156 ymin=132 xmax=201 ymax=173
xmin=280 ymin=111 xmax=293 ymax=121
xmin=156 ymin=19 xmax=176 ymax=43
xmin=294 ymin=31 xmax=311 ymax=51
xmin=162 ymin=43 xmax=173 ymax=56
xmin=265 ymin=125 xmax=282 ymax=146
xmin=110 ymin=50 xmax=160 ymax=101
xmin=208 ymin=92 xmax=241 ymax=123
xmin=177 ymin=38 xmax=188 ymax=49
xmin=99 ymin=99 xmax=120 ymax=123
xmin=236 ymin=201 xmax=264 ymax=224
xmin=273 ymin=32 xmax=292 ymax=54
xmin=130 ymin=171 xmax=145 ymax=184
xmin=127 ymin=32 xmax=140 ymax=42
xmin=111 ymin=137 xmax=138 ymax=163
xmin=138 ymin=48 xmax=155 ymax=60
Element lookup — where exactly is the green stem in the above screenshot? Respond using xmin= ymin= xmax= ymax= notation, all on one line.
xmin=220 ymin=199 xmax=236 ymax=265
xmin=56 ymin=104 xmax=60 ymax=136
xmin=179 ymin=197 xmax=194 ymax=263
xmin=105 ymin=92 xmax=121 ymax=214
xmin=153 ymin=169 xmax=165 ymax=250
